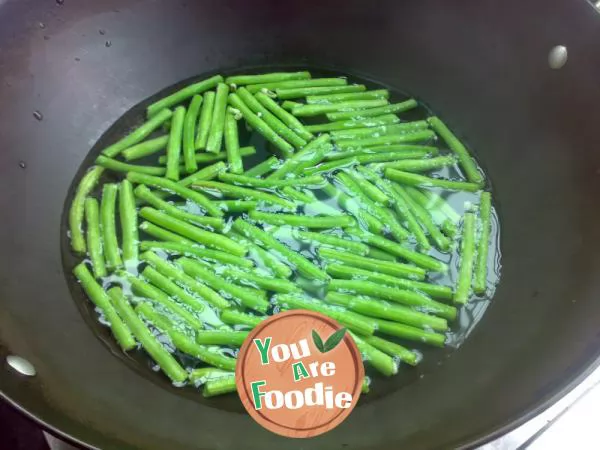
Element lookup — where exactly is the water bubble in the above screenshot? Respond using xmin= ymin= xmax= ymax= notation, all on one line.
xmin=33 ymin=111 xmax=43 ymax=121
xmin=38 ymin=22 xmax=46 ymax=29
xmin=105 ymin=40 xmax=112 ymax=47
xmin=99 ymin=29 xmax=106 ymax=35
xmin=548 ymin=45 xmax=568 ymax=69
xmin=18 ymin=161 xmax=26 ymax=169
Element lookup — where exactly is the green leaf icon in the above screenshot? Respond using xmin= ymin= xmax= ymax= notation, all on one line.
xmin=312 ymin=329 xmax=325 ymax=352
xmin=323 ymin=328 xmax=347 ymax=353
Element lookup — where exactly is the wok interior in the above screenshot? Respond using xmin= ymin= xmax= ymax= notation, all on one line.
xmin=1 ymin=1 xmax=600 ymax=449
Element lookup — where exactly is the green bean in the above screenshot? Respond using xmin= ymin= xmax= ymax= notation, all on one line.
xmin=73 ymin=263 xmax=135 ymax=350
xmin=324 ymin=145 xmax=437 ymax=162
xmin=455 ymin=212 xmax=476 ymax=304
xmin=179 ymin=162 xmax=227 ymax=187
xmin=96 ymin=155 xmax=166 ymax=176
xmin=158 ymin=146 xmax=256 ymax=165
xmin=139 ymin=207 xmax=244 ymax=256
xmin=103 ymin=109 xmax=173 ymax=156
xmin=218 ymin=173 xmax=325 ymax=189
xmin=224 ymin=110 xmax=243 ymax=173
xmin=280 ymin=187 xmax=316 ymax=204
xmin=379 ymin=156 xmax=457 ymax=173
xmin=328 ymin=279 xmax=455 ymax=321
xmin=141 ymin=251 xmax=231 ymax=309
xmin=346 ymin=227 xmax=447 ymax=272
xmin=100 ymin=183 xmax=122 ymax=269
xmin=135 ymin=302 xmax=237 ymax=371
xmin=217 ymin=200 xmax=259 ymax=213
xmin=321 ymin=182 xmax=384 ymax=234
xmin=255 ymin=92 xmax=314 ymax=141
xmin=267 ymin=134 xmax=332 ymax=180
xmin=330 ymin=121 xmax=429 ymax=141
xmin=147 ymin=75 xmax=223 ymax=117
xmin=349 ymin=333 xmax=398 ymax=376
xmin=219 ymin=266 xmax=300 ymax=294
xmin=335 ymin=130 xmax=435 ymax=150
xmin=195 ymin=330 xmax=248 ymax=346
xmin=237 ymin=88 xmax=306 ymax=148
xmin=318 ymin=247 xmax=426 ymax=280
xmin=344 ymin=169 xmax=389 ymax=204
xmin=246 ymin=78 xmax=348 ymax=94
xmin=183 ymin=95 xmax=203 ymax=173
xmin=226 ymin=71 xmax=311 ymax=85
xmin=362 ymin=335 xmax=419 ymax=366
xmin=275 ymin=228 xmax=369 ymax=255
xmin=441 ymin=219 xmax=458 ymax=238
xmin=126 ymin=172 xmax=223 ymax=217
xmin=391 ymin=183 xmax=450 ymax=251
xmin=367 ymin=247 xmax=397 ymax=261
xmin=107 ymin=287 xmax=187 ymax=382
xmin=228 ymin=93 xmax=295 ymax=158
xmin=232 ymin=219 xmax=329 ymax=282
xmin=327 ymin=99 xmax=418 ymax=121
xmin=369 ymin=318 xmax=446 ymax=347
xmin=281 ymin=100 xmax=302 ymax=111
xmin=195 ymin=91 xmax=216 ymax=149
xmin=291 ymin=99 xmax=389 ymax=117
xmin=84 ymin=198 xmax=107 ymax=278
xmin=220 ymin=309 xmax=265 ymax=328
xmin=474 ymin=192 xmax=492 ymax=294
xmin=274 ymin=294 xmax=375 ymax=336
xmin=178 ymin=257 xmax=269 ymax=313
xmin=249 ymin=210 xmax=355 ymax=229
xmin=325 ymin=292 xmax=448 ymax=332
xmin=307 ymin=89 xmax=389 ymax=104
xmin=191 ymin=181 xmax=296 ymax=210
xmin=118 ymin=180 xmax=138 ymax=262
xmin=205 ymin=83 xmax=230 ymax=153
xmin=244 ymin=156 xmax=280 ymax=178
xmin=427 ymin=116 xmax=483 ymax=184
xmin=306 ymin=115 xmax=399 ymax=133
xmin=121 ymin=136 xmax=169 ymax=161
xmin=139 ymin=221 xmax=194 ymax=245
xmin=304 ymin=151 xmax=433 ymax=176
xmin=405 ymin=187 xmax=460 ymax=224
xmin=275 ymin=84 xmax=366 ymax=100
xmin=140 ymin=241 xmax=253 ymax=270
xmin=227 ymin=231 xmax=293 ymax=279
xmin=203 ymin=376 xmax=237 ymax=397
xmin=189 ymin=368 xmax=234 ymax=384
xmin=385 ymin=168 xmax=481 ymax=192
xmin=69 ymin=166 xmax=104 ymax=253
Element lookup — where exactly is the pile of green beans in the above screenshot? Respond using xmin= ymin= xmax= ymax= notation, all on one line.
xmin=67 ymin=70 xmax=498 ymax=399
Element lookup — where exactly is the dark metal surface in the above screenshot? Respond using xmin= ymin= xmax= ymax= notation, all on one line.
xmin=1 ymin=0 xmax=600 ymax=449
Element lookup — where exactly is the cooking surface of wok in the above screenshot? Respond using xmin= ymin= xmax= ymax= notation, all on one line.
xmin=2 ymin=1 xmax=600 ymax=449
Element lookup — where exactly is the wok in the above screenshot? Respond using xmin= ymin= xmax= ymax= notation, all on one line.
xmin=2 ymin=0 xmax=600 ymax=448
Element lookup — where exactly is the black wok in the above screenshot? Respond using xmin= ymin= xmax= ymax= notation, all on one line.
xmin=2 ymin=0 xmax=600 ymax=448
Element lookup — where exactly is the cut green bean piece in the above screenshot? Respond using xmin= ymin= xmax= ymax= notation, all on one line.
xmin=327 ymin=99 xmax=418 ymax=121
xmin=226 ymin=71 xmax=311 ymax=85
xmin=158 ymin=146 xmax=256 ymax=165
xmin=126 ymin=172 xmax=223 ymax=217
xmin=179 ymin=162 xmax=227 ymax=187
xmin=249 ymin=210 xmax=355 ymax=229
xmin=291 ymin=99 xmax=389 ymax=117
xmin=330 ymin=121 xmax=429 ymax=141
xmin=195 ymin=330 xmax=249 ymax=346
xmin=405 ymin=187 xmax=460 ymax=224
xmin=385 ymin=168 xmax=482 ymax=192
xmin=367 ymin=247 xmax=397 ymax=262
xmin=96 ymin=155 xmax=166 ymax=176
xmin=147 ymin=75 xmax=222 ymax=117
xmin=183 ymin=95 xmax=202 ymax=173
xmin=255 ymin=92 xmax=314 ymax=141
xmin=326 ymin=292 xmax=447 ymax=331
xmin=228 ymin=93 xmax=295 ymax=158
xmin=203 ymin=376 xmax=237 ymax=397
xmin=191 ymin=181 xmax=295 ymax=210
xmin=139 ymin=221 xmax=193 ymax=245
xmin=217 ymin=200 xmax=259 ymax=213
xmin=139 ymin=241 xmax=253 ymax=270
xmin=119 ymin=180 xmax=138 ymax=262
xmin=281 ymin=100 xmax=302 ymax=111
xmin=246 ymin=78 xmax=348 ymax=94
xmin=69 ymin=166 xmax=104 ymax=253
xmin=380 ymin=155 xmax=457 ymax=172
xmin=455 ymin=212 xmax=477 ymax=304
xmin=370 ymin=318 xmax=446 ymax=347
xmin=279 ymin=187 xmax=316 ymax=204
xmin=100 ymin=183 xmax=122 ymax=269
xmin=325 ymin=145 xmax=436 ymax=162
xmin=224 ymin=110 xmax=243 ymax=173
xmin=195 ymin=91 xmax=216 ymax=149
xmin=441 ymin=219 xmax=458 ymax=238
xmin=276 ymin=84 xmax=366 ymax=100
xmin=244 ymin=156 xmax=280 ymax=178
xmin=218 ymin=173 xmax=325 ymax=189
xmin=275 ymin=228 xmax=369 ymax=255
xmin=232 ymin=219 xmax=329 ymax=282
xmin=362 ymin=335 xmax=419 ymax=366
xmin=103 ymin=109 xmax=173 ymax=156
xmin=474 ymin=192 xmax=492 ymax=294
xmin=206 ymin=83 xmax=230 ymax=153
xmin=84 ymin=198 xmax=106 ymax=278
xmin=350 ymin=333 xmax=398 ymax=376
xmin=108 ymin=287 xmax=187 ymax=382
xmin=73 ymin=263 xmax=135 ymax=350
xmin=220 ymin=309 xmax=265 ymax=328
xmin=267 ymin=134 xmax=332 ymax=180
xmin=141 ymin=251 xmax=230 ymax=309
xmin=178 ymin=257 xmax=269 ymax=313
xmin=345 ymin=169 xmax=389 ymax=204
xmin=122 ymin=136 xmax=169 ymax=161
xmin=139 ymin=207 xmax=244 ymax=256
xmin=318 ymin=247 xmax=426 ymax=280
xmin=227 ymin=231 xmax=292 ymax=279
xmin=307 ymin=89 xmax=389 ymax=104
xmin=189 ymin=367 xmax=234 ymax=384
xmin=335 ymin=130 xmax=435 ymax=150
xmin=219 ymin=266 xmax=300 ymax=294
xmin=321 ymin=182 xmax=384 ymax=234
xmin=306 ymin=114 xmax=400 ymax=133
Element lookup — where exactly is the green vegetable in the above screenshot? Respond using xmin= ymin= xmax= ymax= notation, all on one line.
xmin=140 ymin=241 xmax=253 ymax=269
xmin=189 ymin=367 xmax=234 ymax=384
xmin=385 ymin=168 xmax=482 ymax=192
xmin=73 ymin=263 xmax=135 ymax=350
xmin=227 ymin=231 xmax=292 ymax=279
xmin=405 ymin=187 xmax=460 ymax=224
xmin=121 ymin=136 xmax=169 ymax=161
xmin=216 ymin=200 xmax=259 ymax=213
xmin=330 ymin=121 xmax=429 ymax=141
xmin=275 ymin=84 xmax=366 ymax=100
xmin=220 ymin=309 xmax=265 ymax=328
xmin=335 ymin=129 xmax=435 ymax=150
xmin=249 ymin=210 xmax=355 ymax=229
xmin=218 ymin=266 xmax=300 ymax=293
xmin=368 ymin=318 xmax=446 ymax=347
xmin=361 ymin=335 xmax=419 ymax=366
xmin=139 ymin=221 xmax=193 ymax=245
xmin=325 ymin=145 xmax=436 ymax=162
xmin=146 ymin=75 xmax=222 ymax=117
xmin=100 ymin=183 xmax=122 ymax=269
xmin=291 ymin=99 xmax=389 ymax=117
xmin=84 ymin=198 xmax=106 ymax=278
xmin=178 ymin=162 xmax=227 ymax=187
xmin=350 ymin=333 xmax=398 ymax=376
xmin=103 ymin=109 xmax=173 ymax=156
xmin=274 ymin=228 xmax=370 ymax=255
xmin=306 ymin=89 xmax=389 ymax=104
xmin=191 ymin=181 xmax=296 ymax=210
xmin=455 ymin=212 xmax=476 ymax=304
xmin=327 ymin=99 xmax=417 ymax=121
xmin=224 ymin=110 xmax=243 ymax=174
xmin=254 ymin=92 xmax=314 ymax=141
xmin=203 ymin=376 xmax=237 ymax=397
xmin=474 ymin=192 xmax=492 ymax=294
xmin=69 ymin=166 xmax=104 ymax=253
xmin=158 ymin=146 xmax=256 ymax=165
xmin=195 ymin=91 xmax=216 ymax=150
xmin=118 ymin=180 xmax=138 ymax=262
xmin=183 ymin=95 xmax=203 ymax=173
xmin=367 ymin=247 xmax=397 ymax=261
xmin=379 ymin=155 xmax=457 ymax=172
xmin=206 ymin=83 xmax=230 ymax=153
xmin=246 ymin=78 xmax=347 ymax=94
xmin=225 ymin=71 xmax=311 ymax=85
xmin=244 ymin=156 xmax=280 ymax=178
xmin=321 ymin=182 xmax=384 ymax=234
xmin=195 ymin=331 xmax=249 ymax=346
xmin=305 ymin=114 xmax=399 ymax=133
xmin=218 ymin=173 xmax=325 ymax=189
xmin=267 ymin=134 xmax=332 ymax=180
xmin=96 ymin=155 xmax=166 ymax=176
